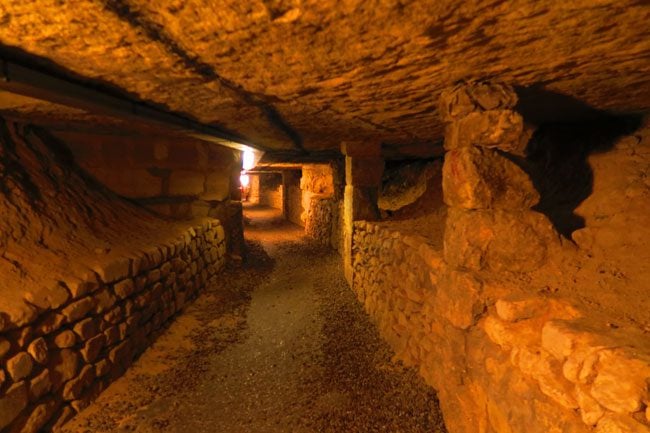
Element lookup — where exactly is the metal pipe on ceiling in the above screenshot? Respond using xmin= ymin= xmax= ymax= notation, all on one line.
xmin=0 ymin=58 xmax=268 ymax=153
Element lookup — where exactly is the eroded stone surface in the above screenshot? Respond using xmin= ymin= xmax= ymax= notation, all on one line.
xmin=1 ymin=1 xmax=649 ymax=155
xmin=442 ymin=146 xmax=539 ymax=210
xmin=443 ymin=208 xmax=559 ymax=272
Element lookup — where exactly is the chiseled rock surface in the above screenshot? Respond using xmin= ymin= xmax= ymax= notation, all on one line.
xmin=0 ymin=1 xmax=649 ymax=154
xmin=352 ymin=220 xmax=650 ymax=433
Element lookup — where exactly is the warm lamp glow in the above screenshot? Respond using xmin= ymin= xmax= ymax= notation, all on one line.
xmin=240 ymin=173 xmax=250 ymax=187
xmin=242 ymin=149 xmax=255 ymax=170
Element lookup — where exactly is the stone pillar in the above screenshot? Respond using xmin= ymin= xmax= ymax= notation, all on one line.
xmin=341 ymin=141 xmax=384 ymax=286
xmin=281 ymin=171 xmax=290 ymax=220
xmin=438 ymin=81 xmax=559 ymax=329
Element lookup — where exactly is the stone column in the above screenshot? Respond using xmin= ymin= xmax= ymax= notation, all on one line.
xmin=437 ymin=81 xmax=559 ymax=329
xmin=341 ymin=141 xmax=384 ymax=286
xmin=281 ymin=171 xmax=290 ymax=220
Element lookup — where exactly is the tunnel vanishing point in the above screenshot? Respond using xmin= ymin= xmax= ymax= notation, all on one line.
xmin=0 ymin=1 xmax=650 ymax=432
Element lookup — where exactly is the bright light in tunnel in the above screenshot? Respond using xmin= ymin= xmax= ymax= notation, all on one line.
xmin=242 ymin=149 xmax=255 ymax=171
xmin=240 ymin=174 xmax=250 ymax=187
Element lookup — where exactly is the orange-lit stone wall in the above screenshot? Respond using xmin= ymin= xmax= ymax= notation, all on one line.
xmin=350 ymin=84 xmax=650 ymax=433
xmin=352 ymin=219 xmax=650 ymax=433
xmin=0 ymin=120 xmax=229 ymax=432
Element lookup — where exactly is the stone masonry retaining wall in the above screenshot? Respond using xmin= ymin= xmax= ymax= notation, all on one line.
xmin=304 ymin=196 xmax=335 ymax=245
xmin=352 ymin=221 xmax=650 ymax=433
xmin=0 ymin=219 xmax=226 ymax=433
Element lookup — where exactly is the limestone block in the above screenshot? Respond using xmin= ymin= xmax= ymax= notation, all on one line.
xmin=93 ymin=256 xmax=131 ymax=283
xmin=6 ymin=352 xmax=34 ymax=381
xmin=444 ymin=110 xmax=524 ymax=151
xmin=146 ymin=269 xmax=161 ymax=286
xmin=109 ymin=340 xmax=133 ymax=368
xmin=160 ymin=262 xmax=172 ymax=278
xmin=53 ymin=330 xmax=77 ymax=349
xmin=21 ymin=397 xmax=57 ymax=433
xmin=62 ymin=273 xmax=100 ymax=299
xmin=49 ymin=405 xmax=75 ymax=431
xmin=49 ymin=349 xmax=80 ymax=389
xmin=495 ymin=297 xmax=547 ymax=322
xmin=36 ymin=313 xmax=66 ymax=335
xmin=512 ymin=347 xmax=578 ymax=409
xmin=71 ymin=396 xmax=91 ymax=414
xmin=143 ymin=247 xmax=163 ymax=270
xmin=104 ymin=305 xmax=123 ymax=324
xmin=596 ymin=414 xmax=650 ymax=433
xmin=438 ymin=81 xmax=518 ymax=122
xmin=345 ymin=156 xmax=384 ymax=187
xmin=12 ymin=326 xmax=34 ymax=349
xmin=27 ymin=337 xmax=48 ymax=364
xmin=91 ymin=168 xmax=162 ymax=198
xmin=483 ymin=315 xmax=539 ymax=349
xmin=62 ymin=365 xmax=95 ymax=401
xmin=113 ymin=278 xmax=135 ymax=299
xmin=201 ymin=171 xmax=230 ymax=201
xmin=103 ymin=325 xmax=120 ymax=346
xmin=135 ymin=275 xmax=147 ymax=292
xmin=590 ymin=349 xmax=650 ymax=414
xmin=94 ymin=359 xmax=111 ymax=377
xmin=443 ymin=208 xmax=558 ymax=273
xmin=442 ymin=146 xmax=539 ymax=210
xmin=0 ymin=337 xmax=10 ymax=360
xmin=435 ymin=270 xmax=484 ymax=329
xmin=94 ymin=288 xmax=117 ymax=314
xmin=129 ymin=253 xmax=148 ymax=277
xmin=576 ymin=385 xmax=605 ymax=426
xmin=24 ymin=283 xmax=70 ymax=310
xmin=168 ymin=170 xmax=205 ymax=196
xmin=73 ymin=317 xmax=99 ymax=341
xmin=29 ymin=369 xmax=52 ymax=401
xmin=0 ymin=381 xmax=28 ymax=429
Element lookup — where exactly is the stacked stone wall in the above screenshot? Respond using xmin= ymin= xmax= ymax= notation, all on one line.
xmin=304 ymin=197 xmax=335 ymax=244
xmin=351 ymin=82 xmax=650 ymax=433
xmin=0 ymin=220 xmax=227 ymax=432
xmin=353 ymin=221 xmax=650 ymax=433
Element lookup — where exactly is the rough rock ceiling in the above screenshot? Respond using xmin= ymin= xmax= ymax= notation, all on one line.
xmin=0 ymin=0 xmax=649 ymax=158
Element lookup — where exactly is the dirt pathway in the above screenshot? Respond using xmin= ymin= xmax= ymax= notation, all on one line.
xmin=61 ymin=205 xmax=446 ymax=433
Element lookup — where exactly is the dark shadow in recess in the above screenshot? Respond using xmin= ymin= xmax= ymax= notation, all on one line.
xmin=515 ymin=85 xmax=643 ymax=237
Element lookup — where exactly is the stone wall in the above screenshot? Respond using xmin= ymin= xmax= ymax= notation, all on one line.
xmin=56 ymin=132 xmax=245 ymax=257
xmin=0 ymin=120 xmax=230 ymax=432
xmin=0 ymin=221 xmax=226 ymax=432
xmin=285 ymin=171 xmax=304 ymax=227
xmin=300 ymin=164 xmax=339 ymax=245
xmin=304 ymin=197 xmax=335 ymax=245
xmin=352 ymin=221 xmax=650 ymax=433
xmin=350 ymin=83 xmax=650 ymax=433
xmin=257 ymin=173 xmax=283 ymax=210
xmin=56 ymin=132 xmax=241 ymax=220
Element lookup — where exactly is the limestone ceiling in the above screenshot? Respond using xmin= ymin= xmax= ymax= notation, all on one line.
xmin=0 ymin=0 xmax=649 ymax=158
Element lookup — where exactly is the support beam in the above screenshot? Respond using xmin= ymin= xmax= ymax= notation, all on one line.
xmin=341 ymin=141 xmax=384 ymax=286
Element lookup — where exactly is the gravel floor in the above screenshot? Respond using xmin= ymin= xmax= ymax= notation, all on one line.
xmin=61 ymin=205 xmax=447 ymax=433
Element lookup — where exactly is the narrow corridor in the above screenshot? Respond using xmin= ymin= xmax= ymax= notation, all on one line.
xmin=59 ymin=205 xmax=445 ymax=433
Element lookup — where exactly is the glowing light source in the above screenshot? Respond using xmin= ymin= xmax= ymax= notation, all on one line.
xmin=240 ymin=174 xmax=250 ymax=187
xmin=242 ymin=149 xmax=255 ymax=170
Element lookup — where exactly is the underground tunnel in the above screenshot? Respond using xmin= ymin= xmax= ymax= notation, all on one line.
xmin=0 ymin=1 xmax=649 ymax=432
